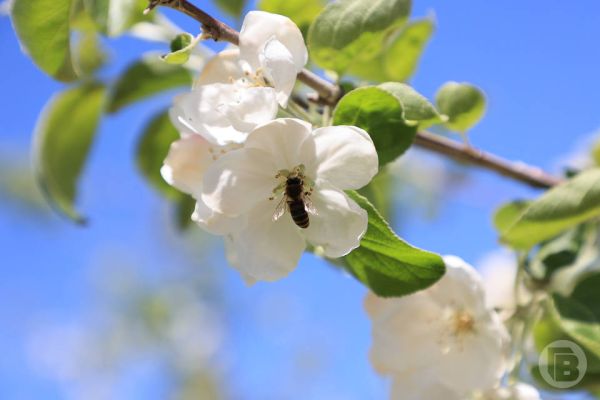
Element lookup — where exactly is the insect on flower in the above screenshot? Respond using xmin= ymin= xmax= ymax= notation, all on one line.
xmin=270 ymin=164 xmax=317 ymax=228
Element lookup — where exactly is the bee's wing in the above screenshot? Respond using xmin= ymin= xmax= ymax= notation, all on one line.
xmin=304 ymin=195 xmax=318 ymax=216
xmin=272 ymin=196 xmax=288 ymax=221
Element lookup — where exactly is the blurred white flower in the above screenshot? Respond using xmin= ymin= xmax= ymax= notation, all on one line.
xmin=239 ymin=11 xmax=308 ymax=107
xmin=194 ymin=48 xmax=244 ymax=87
xmin=199 ymin=118 xmax=378 ymax=282
xmin=478 ymin=383 xmax=541 ymax=400
xmin=479 ymin=249 xmax=518 ymax=314
xmin=366 ymin=255 xmax=510 ymax=398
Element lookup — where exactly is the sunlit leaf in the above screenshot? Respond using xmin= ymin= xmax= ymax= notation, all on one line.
xmin=344 ymin=191 xmax=445 ymax=297
xmin=33 ymin=83 xmax=107 ymax=223
xmin=161 ymin=33 xmax=200 ymax=65
xmin=383 ymin=17 xmax=435 ymax=81
xmin=84 ymin=0 xmax=151 ymax=37
xmin=108 ymin=57 xmax=192 ymax=113
xmin=73 ymin=32 xmax=107 ymax=76
xmin=435 ymin=81 xmax=486 ymax=133
xmin=214 ymin=0 xmax=245 ymax=17
xmin=259 ymin=0 xmax=323 ymax=33
xmin=307 ymin=0 xmax=411 ymax=74
xmin=498 ymin=169 xmax=600 ymax=249
xmin=11 ymin=0 xmax=77 ymax=81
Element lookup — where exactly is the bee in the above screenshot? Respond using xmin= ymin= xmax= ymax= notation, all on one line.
xmin=271 ymin=165 xmax=316 ymax=229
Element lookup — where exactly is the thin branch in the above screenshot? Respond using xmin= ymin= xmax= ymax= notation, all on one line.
xmin=146 ymin=0 xmax=563 ymax=190
xmin=414 ymin=131 xmax=562 ymax=189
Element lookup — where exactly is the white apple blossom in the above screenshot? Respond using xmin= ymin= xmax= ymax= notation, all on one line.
xmin=366 ymin=255 xmax=510 ymax=398
xmin=195 ymin=118 xmax=378 ymax=282
xmin=239 ymin=11 xmax=308 ymax=107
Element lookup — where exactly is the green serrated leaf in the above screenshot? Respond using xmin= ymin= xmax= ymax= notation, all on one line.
xmin=161 ymin=33 xmax=200 ymax=65
xmin=307 ymin=0 xmax=411 ymax=74
xmin=84 ymin=0 xmax=151 ymax=37
xmin=536 ymin=227 xmax=584 ymax=279
xmin=108 ymin=57 xmax=192 ymax=113
xmin=383 ymin=17 xmax=435 ymax=82
xmin=11 ymin=0 xmax=77 ymax=81
xmin=33 ymin=83 xmax=107 ymax=223
xmin=136 ymin=110 xmax=181 ymax=200
xmin=343 ymin=191 xmax=445 ymax=297
xmin=499 ymin=168 xmax=600 ymax=249
xmin=435 ymin=81 xmax=486 ymax=133
xmin=551 ymin=294 xmax=600 ymax=359
xmin=333 ymin=87 xmax=417 ymax=166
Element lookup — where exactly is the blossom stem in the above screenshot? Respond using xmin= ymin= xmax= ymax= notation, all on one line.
xmin=149 ymin=0 xmax=563 ymax=190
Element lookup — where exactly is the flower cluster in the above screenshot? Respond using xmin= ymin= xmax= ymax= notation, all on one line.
xmin=162 ymin=11 xmax=378 ymax=283
xmin=366 ymin=256 xmax=540 ymax=400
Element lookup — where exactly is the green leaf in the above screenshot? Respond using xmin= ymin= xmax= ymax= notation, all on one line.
xmin=552 ymin=294 xmax=600 ymax=359
xmin=33 ymin=83 xmax=107 ymax=223
xmin=357 ymin=168 xmax=395 ymax=221
xmin=108 ymin=57 xmax=192 ymax=113
xmin=572 ymin=272 xmax=600 ymax=321
xmin=136 ymin=110 xmax=181 ymax=200
xmin=214 ymin=0 xmax=245 ymax=17
xmin=333 ymin=84 xmax=439 ymax=165
xmin=84 ymin=0 xmax=151 ymax=37
xmin=592 ymin=139 xmax=600 ymax=166
xmin=499 ymin=168 xmax=600 ymax=249
xmin=378 ymin=82 xmax=442 ymax=125
xmin=493 ymin=200 xmax=530 ymax=233
xmin=307 ymin=0 xmax=411 ymax=74
xmin=435 ymin=81 xmax=486 ymax=133
xmin=536 ymin=227 xmax=585 ymax=279
xmin=73 ymin=32 xmax=107 ymax=76
xmin=11 ymin=0 xmax=77 ymax=81
xmin=174 ymin=194 xmax=196 ymax=231
xmin=259 ymin=0 xmax=323 ymax=33
xmin=383 ymin=17 xmax=435 ymax=82
xmin=161 ymin=33 xmax=200 ymax=65
xmin=343 ymin=191 xmax=445 ymax=297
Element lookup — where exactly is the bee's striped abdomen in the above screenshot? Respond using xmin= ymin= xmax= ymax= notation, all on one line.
xmin=288 ymin=199 xmax=309 ymax=228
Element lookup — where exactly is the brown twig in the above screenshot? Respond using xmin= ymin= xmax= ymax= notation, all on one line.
xmin=147 ymin=0 xmax=563 ymax=190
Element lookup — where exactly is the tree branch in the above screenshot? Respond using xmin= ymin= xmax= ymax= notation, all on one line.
xmin=146 ymin=0 xmax=563 ymax=190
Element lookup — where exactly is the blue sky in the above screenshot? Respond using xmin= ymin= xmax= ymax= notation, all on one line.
xmin=1 ymin=0 xmax=599 ymax=399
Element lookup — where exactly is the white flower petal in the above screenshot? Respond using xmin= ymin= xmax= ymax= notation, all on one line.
xmin=160 ymin=135 xmax=213 ymax=196
xmin=239 ymin=11 xmax=307 ymax=73
xmin=261 ymin=38 xmax=297 ymax=107
xmin=201 ymin=148 xmax=276 ymax=216
xmin=226 ymin=201 xmax=305 ymax=282
xmin=192 ymin=198 xmax=247 ymax=235
xmin=169 ymin=83 xmax=278 ymax=145
xmin=221 ymin=86 xmax=279 ymax=133
xmin=194 ymin=48 xmax=243 ymax=87
xmin=390 ymin=370 xmax=464 ymax=400
xmin=303 ymin=188 xmax=367 ymax=257
xmin=244 ymin=118 xmax=317 ymax=174
xmin=312 ymin=125 xmax=379 ymax=190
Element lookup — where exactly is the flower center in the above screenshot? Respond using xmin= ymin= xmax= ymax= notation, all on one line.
xmin=452 ymin=310 xmax=475 ymax=336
